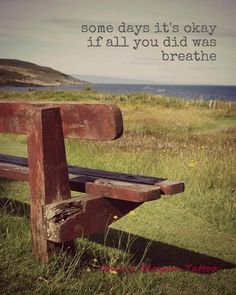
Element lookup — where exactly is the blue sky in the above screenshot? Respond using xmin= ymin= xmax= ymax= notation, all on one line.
xmin=0 ymin=0 xmax=235 ymax=85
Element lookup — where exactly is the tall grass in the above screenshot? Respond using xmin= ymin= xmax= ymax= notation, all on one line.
xmin=0 ymin=90 xmax=236 ymax=294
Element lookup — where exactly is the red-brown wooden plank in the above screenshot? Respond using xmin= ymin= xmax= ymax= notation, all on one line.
xmin=0 ymin=154 xmax=184 ymax=195
xmin=154 ymin=180 xmax=184 ymax=195
xmin=0 ymin=163 xmax=160 ymax=202
xmin=78 ymin=177 xmax=160 ymax=202
xmin=44 ymin=195 xmax=141 ymax=243
xmin=0 ymin=101 xmax=123 ymax=140
xmin=27 ymin=107 xmax=75 ymax=262
xmin=0 ymin=162 xmax=29 ymax=181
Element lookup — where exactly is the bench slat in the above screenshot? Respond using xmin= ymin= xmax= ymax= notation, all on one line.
xmin=0 ymin=161 xmax=160 ymax=202
xmin=0 ymin=154 xmax=184 ymax=195
xmin=0 ymin=101 xmax=123 ymax=140
xmin=0 ymin=161 xmax=29 ymax=181
xmin=71 ymin=177 xmax=161 ymax=202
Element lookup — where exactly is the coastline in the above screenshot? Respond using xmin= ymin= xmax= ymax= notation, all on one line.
xmin=0 ymin=83 xmax=236 ymax=101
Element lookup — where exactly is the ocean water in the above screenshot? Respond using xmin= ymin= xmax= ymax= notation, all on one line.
xmin=1 ymin=84 xmax=236 ymax=101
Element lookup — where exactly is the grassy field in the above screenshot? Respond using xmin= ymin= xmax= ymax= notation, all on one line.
xmin=0 ymin=90 xmax=236 ymax=295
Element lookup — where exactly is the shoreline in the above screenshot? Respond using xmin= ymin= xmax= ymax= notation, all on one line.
xmin=0 ymin=84 xmax=236 ymax=102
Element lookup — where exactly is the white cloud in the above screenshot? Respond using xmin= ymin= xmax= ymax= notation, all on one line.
xmin=0 ymin=0 xmax=235 ymax=84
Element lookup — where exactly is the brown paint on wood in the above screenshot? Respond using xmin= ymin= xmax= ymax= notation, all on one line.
xmin=27 ymin=107 xmax=75 ymax=262
xmin=0 ymin=162 xmax=29 ymax=181
xmin=0 ymin=162 xmax=160 ymax=202
xmin=69 ymin=171 xmax=184 ymax=195
xmin=155 ymin=180 xmax=185 ymax=195
xmin=83 ymin=178 xmax=160 ymax=202
xmin=68 ymin=166 xmax=184 ymax=195
xmin=44 ymin=195 xmax=141 ymax=243
xmin=0 ymin=101 xmax=185 ymax=263
xmin=0 ymin=154 xmax=184 ymax=195
xmin=0 ymin=101 xmax=123 ymax=140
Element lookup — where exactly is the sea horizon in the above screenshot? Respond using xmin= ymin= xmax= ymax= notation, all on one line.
xmin=1 ymin=83 xmax=236 ymax=101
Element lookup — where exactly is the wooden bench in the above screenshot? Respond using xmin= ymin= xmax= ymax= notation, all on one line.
xmin=0 ymin=101 xmax=184 ymax=262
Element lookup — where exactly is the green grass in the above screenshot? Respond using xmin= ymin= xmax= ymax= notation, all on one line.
xmin=0 ymin=90 xmax=236 ymax=294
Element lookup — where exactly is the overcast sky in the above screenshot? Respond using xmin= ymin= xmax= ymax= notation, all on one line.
xmin=0 ymin=0 xmax=235 ymax=85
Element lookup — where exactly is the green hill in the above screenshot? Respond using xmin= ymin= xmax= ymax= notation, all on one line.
xmin=0 ymin=59 xmax=86 ymax=86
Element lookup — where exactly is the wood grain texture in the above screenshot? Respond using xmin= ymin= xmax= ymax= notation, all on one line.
xmin=0 ymin=162 xmax=29 ymax=181
xmin=0 ymin=101 xmax=123 ymax=140
xmin=0 ymin=154 xmax=184 ymax=195
xmin=0 ymin=101 xmax=185 ymax=263
xmin=83 ymin=178 xmax=160 ymax=202
xmin=27 ymin=107 xmax=74 ymax=262
xmin=0 ymin=162 xmax=160 ymax=202
xmin=44 ymin=195 xmax=141 ymax=242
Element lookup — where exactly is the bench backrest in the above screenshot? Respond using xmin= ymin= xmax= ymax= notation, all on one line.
xmin=0 ymin=101 xmax=124 ymax=262
xmin=0 ymin=101 xmax=123 ymax=140
xmin=0 ymin=101 xmax=184 ymax=263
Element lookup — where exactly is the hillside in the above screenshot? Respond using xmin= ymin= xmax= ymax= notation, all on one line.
xmin=0 ymin=59 xmax=86 ymax=87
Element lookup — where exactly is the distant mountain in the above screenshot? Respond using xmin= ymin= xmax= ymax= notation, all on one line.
xmin=73 ymin=74 xmax=157 ymax=84
xmin=0 ymin=59 xmax=86 ymax=87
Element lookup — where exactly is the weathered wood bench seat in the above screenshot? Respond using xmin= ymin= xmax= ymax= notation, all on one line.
xmin=0 ymin=101 xmax=184 ymax=262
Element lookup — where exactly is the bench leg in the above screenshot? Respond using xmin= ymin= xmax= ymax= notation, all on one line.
xmin=27 ymin=107 xmax=75 ymax=262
